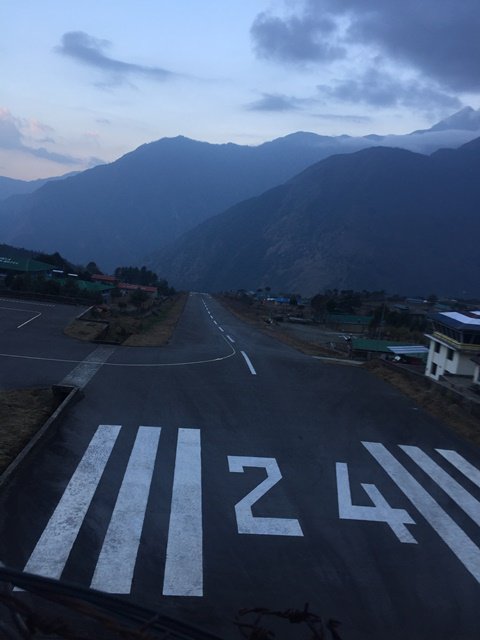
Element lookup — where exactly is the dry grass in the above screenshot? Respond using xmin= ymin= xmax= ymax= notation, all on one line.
xmin=63 ymin=293 xmax=188 ymax=346
xmin=64 ymin=320 xmax=107 ymax=341
xmin=123 ymin=293 xmax=188 ymax=346
xmin=0 ymin=388 xmax=60 ymax=474
xmin=365 ymin=360 xmax=480 ymax=446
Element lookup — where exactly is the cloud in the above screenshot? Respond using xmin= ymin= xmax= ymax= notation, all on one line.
xmin=0 ymin=108 xmax=101 ymax=167
xmin=318 ymin=69 xmax=462 ymax=111
xmin=246 ymin=93 xmax=306 ymax=111
xmin=313 ymin=113 xmax=372 ymax=124
xmin=56 ymin=31 xmax=179 ymax=86
xmin=251 ymin=10 xmax=345 ymax=63
xmin=250 ymin=1 xmax=480 ymax=93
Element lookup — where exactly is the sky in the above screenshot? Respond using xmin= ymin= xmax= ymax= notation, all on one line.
xmin=1 ymin=0 xmax=479 ymax=180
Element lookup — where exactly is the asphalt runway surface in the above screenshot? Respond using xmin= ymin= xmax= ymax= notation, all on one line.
xmin=1 ymin=293 xmax=479 ymax=639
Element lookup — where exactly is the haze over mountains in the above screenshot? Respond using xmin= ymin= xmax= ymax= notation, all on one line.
xmin=0 ymin=107 xmax=480 ymax=295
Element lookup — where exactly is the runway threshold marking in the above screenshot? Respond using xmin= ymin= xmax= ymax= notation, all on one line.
xmin=20 ymin=434 xmax=480 ymax=594
xmin=23 ymin=425 xmax=121 ymax=580
xmin=241 ymin=350 xmax=257 ymax=375
xmin=91 ymin=426 xmax=161 ymax=593
xmin=363 ymin=442 xmax=480 ymax=584
xmin=163 ymin=428 xmax=203 ymax=596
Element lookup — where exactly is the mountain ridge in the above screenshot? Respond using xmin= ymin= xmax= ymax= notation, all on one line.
xmin=150 ymin=138 xmax=480 ymax=297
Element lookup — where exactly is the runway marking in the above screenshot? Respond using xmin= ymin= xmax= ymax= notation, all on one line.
xmin=91 ymin=426 xmax=161 ymax=593
xmin=336 ymin=462 xmax=416 ymax=543
xmin=17 ymin=312 xmax=42 ymax=328
xmin=213 ymin=320 xmax=218 ymax=325
xmin=61 ymin=345 xmax=116 ymax=388
xmin=218 ymin=326 xmax=224 ymax=332
xmin=23 ymin=425 xmax=121 ymax=580
xmin=228 ymin=456 xmax=303 ymax=536
xmin=363 ymin=441 xmax=480 ymax=584
xmin=436 ymin=449 xmax=480 ymax=489
xmin=227 ymin=335 xmax=235 ymax=343
xmin=163 ymin=428 xmax=203 ymax=596
xmin=0 ymin=334 xmax=236 ymax=368
xmin=241 ymin=351 xmax=257 ymax=375
xmin=400 ymin=446 xmax=480 ymax=527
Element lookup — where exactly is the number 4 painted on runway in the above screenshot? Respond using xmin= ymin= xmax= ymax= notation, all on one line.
xmin=335 ymin=462 xmax=417 ymax=543
xmin=227 ymin=456 xmax=304 ymax=536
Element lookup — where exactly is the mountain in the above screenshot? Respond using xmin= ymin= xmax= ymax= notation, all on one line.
xmin=0 ymin=135 xmax=374 ymax=270
xmin=0 ymin=176 xmax=50 ymax=202
xmin=1 ymin=107 xmax=480 ymax=272
xmin=414 ymin=106 xmax=480 ymax=133
xmin=0 ymin=171 xmax=82 ymax=202
xmin=151 ymin=139 xmax=480 ymax=297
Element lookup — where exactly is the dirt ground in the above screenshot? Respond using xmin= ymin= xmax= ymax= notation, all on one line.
xmin=0 ymin=387 xmax=61 ymax=474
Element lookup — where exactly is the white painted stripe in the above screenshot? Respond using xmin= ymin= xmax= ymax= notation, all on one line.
xmin=436 ymin=449 xmax=480 ymax=489
xmin=218 ymin=326 xmax=224 ymax=332
xmin=163 ymin=428 xmax=203 ymax=596
xmin=227 ymin=335 xmax=235 ymax=343
xmin=401 ymin=446 xmax=480 ymax=526
xmin=241 ymin=351 xmax=257 ymax=375
xmin=363 ymin=441 xmax=480 ymax=584
xmin=24 ymin=425 xmax=121 ymax=580
xmin=213 ymin=320 xmax=218 ymax=325
xmin=17 ymin=312 xmax=42 ymax=328
xmin=91 ymin=427 xmax=161 ymax=593
xmin=61 ymin=345 xmax=116 ymax=388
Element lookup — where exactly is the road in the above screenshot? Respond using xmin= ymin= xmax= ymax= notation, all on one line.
xmin=1 ymin=293 xmax=479 ymax=638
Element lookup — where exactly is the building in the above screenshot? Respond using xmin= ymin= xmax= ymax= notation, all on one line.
xmin=425 ymin=310 xmax=480 ymax=381
xmin=0 ymin=255 xmax=53 ymax=276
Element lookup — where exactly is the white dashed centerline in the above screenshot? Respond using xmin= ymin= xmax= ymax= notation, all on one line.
xmin=241 ymin=351 xmax=257 ymax=375
xmin=227 ymin=335 xmax=235 ymax=344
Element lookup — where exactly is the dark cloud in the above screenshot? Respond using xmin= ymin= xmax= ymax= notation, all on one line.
xmin=319 ymin=69 xmax=462 ymax=111
xmin=246 ymin=93 xmax=305 ymax=111
xmin=251 ymin=1 xmax=480 ymax=92
xmin=56 ymin=32 xmax=178 ymax=85
xmin=318 ymin=69 xmax=462 ymax=110
xmin=251 ymin=11 xmax=345 ymax=63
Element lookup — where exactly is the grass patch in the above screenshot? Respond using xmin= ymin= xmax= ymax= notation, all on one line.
xmin=64 ymin=293 xmax=188 ymax=346
xmin=64 ymin=320 xmax=107 ymax=341
xmin=122 ymin=292 xmax=188 ymax=346
xmin=0 ymin=388 xmax=61 ymax=474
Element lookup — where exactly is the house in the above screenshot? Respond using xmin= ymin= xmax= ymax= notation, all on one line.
xmin=0 ymin=256 xmax=53 ymax=276
xmin=425 ymin=310 xmax=480 ymax=381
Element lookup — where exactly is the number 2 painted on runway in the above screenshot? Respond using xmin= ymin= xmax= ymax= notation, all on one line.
xmin=227 ymin=456 xmax=304 ymax=536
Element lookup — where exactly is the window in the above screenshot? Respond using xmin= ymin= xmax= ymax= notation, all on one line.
xmin=447 ymin=349 xmax=454 ymax=360
xmin=434 ymin=342 xmax=440 ymax=353
xmin=430 ymin=362 xmax=437 ymax=376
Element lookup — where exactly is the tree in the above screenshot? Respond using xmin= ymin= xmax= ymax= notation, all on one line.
xmin=130 ymin=288 xmax=149 ymax=309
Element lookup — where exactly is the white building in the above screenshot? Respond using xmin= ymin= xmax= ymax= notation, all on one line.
xmin=425 ymin=310 xmax=480 ymax=381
